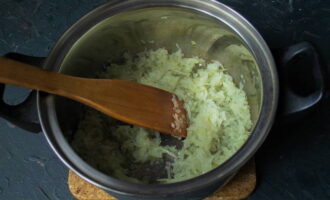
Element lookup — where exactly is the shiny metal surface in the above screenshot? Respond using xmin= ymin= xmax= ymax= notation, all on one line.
xmin=38 ymin=0 xmax=278 ymax=199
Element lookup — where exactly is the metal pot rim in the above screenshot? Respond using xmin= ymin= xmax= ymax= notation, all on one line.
xmin=38 ymin=0 xmax=278 ymax=197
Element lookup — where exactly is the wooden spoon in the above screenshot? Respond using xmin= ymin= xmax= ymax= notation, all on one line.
xmin=0 ymin=57 xmax=188 ymax=137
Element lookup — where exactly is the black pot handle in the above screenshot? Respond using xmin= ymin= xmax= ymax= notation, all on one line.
xmin=272 ymin=42 xmax=326 ymax=118
xmin=0 ymin=53 xmax=45 ymax=133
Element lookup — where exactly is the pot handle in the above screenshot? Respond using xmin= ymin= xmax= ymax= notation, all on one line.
xmin=0 ymin=53 xmax=45 ymax=133
xmin=272 ymin=42 xmax=326 ymax=118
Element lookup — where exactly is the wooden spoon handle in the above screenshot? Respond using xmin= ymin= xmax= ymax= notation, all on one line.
xmin=0 ymin=57 xmax=78 ymax=97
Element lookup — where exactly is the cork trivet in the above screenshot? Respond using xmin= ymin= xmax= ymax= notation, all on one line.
xmin=68 ymin=159 xmax=256 ymax=200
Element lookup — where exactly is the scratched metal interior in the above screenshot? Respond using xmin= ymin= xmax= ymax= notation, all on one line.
xmin=54 ymin=7 xmax=262 ymax=183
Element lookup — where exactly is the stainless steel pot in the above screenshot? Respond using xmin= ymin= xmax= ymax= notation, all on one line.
xmin=0 ymin=0 xmax=325 ymax=199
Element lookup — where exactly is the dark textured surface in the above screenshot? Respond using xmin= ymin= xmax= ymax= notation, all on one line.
xmin=0 ymin=0 xmax=329 ymax=200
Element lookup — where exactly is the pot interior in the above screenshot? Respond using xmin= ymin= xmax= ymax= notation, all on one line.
xmin=54 ymin=6 xmax=262 ymax=183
